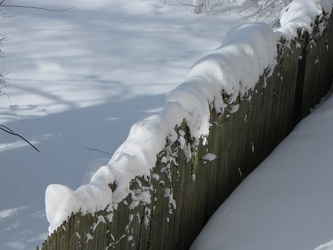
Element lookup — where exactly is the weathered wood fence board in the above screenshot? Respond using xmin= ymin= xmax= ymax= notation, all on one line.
xmin=302 ymin=17 xmax=333 ymax=118
xmin=39 ymin=14 xmax=333 ymax=250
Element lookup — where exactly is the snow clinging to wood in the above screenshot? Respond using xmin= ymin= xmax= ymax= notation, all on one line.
xmin=45 ymin=0 xmax=333 ymax=234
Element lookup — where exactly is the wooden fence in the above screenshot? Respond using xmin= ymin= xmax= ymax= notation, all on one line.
xmin=38 ymin=13 xmax=333 ymax=250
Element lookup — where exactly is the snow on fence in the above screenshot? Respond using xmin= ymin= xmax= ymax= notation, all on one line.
xmin=38 ymin=1 xmax=333 ymax=249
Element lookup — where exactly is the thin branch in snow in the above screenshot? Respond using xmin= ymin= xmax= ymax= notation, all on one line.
xmin=0 ymin=91 xmax=22 ymax=121
xmin=85 ymin=147 xmax=113 ymax=159
xmin=227 ymin=0 xmax=232 ymax=18
xmin=158 ymin=0 xmax=169 ymax=8
xmin=0 ymin=0 xmax=74 ymax=13
xmin=0 ymin=124 xmax=40 ymax=152
xmin=0 ymin=71 xmax=22 ymax=121
xmin=236 ymin=0 xmax=282 ymax=21
xmin=176 ymin=0 xmax=203 ymax=8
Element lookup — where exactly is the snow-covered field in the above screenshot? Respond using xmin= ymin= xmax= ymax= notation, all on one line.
xmin=0 ymin=0 xmax=332 ymax=249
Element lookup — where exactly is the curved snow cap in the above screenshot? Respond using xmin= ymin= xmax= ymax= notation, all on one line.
xmin=275 ymin=0 xmax=332 ymax=40
xmin=45 ymin=0 xmax=332 ymax=234
xmin=46 ymin=165 xmax=114 ymax=233
xmin=314 ymin=240 xmax=333 ymax=250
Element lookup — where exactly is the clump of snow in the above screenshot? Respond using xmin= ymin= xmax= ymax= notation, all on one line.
xmin=45 ymin=0 xmax=333 ymax=234
xmin=92 ymin=215 xmax=106 ymax=232
xmin=45 ymin=180 xmax=112 ymax=233
xmin=274 ymin=0 xmax=332 ymax=40
xmin=167 ymin=22 xmax=276 ymax=140
xmin=229 ymin=104 xmax=240 ymax=114
xmin=202 ymin=153 xmax=217 ymax=161
xmin=85 ymin=233 xmax=93 ymax=243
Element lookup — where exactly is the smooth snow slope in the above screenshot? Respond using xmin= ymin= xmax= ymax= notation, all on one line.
xmin=0 ymin=0 xmax=276 ymax=249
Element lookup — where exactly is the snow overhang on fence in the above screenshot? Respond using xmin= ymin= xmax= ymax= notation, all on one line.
xmin=275 ymin=0 xmax=333 ymax=40
xmin=45 ymin=0 xmax=333 ymax=234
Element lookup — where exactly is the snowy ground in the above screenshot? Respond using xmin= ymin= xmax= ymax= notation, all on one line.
xmin=0 ymin=0 xmax=330 ymax=249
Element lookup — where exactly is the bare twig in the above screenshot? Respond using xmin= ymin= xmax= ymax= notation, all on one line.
xmin=0 ymin=0 xmax=74 ymax=12
xmin=85 ymin=147 xmax=112 ymax=159
xmin=176 ymin=0 xmax=203 ymax=8
xmin=0 ymin=91 xmax=21 ymax=120
xmin=158 ymin=0 xmax=168 ymax=8
xmin=0 ymin=70 xmax=22 ymax=120
xmin=0 ymin=124 xmax=40 ymax=152
xmin=237 ymin=0 xmax=281 ymax=21
xmin=1 ymin=4 xmax=74 ymax=12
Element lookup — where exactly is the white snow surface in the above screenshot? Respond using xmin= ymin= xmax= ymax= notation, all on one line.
xmin=191 ymin=89 xmax=333 ymax=250
xmin=0 ymin=0 xmax=332 ymax=249
xmin=202 ymin=153 xmax=217 ymax=161
xmin=315 ymin=240 xmax=333 ymax=250
xmin=275 ymin=0 xmax=333 ymax=39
